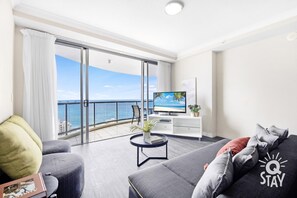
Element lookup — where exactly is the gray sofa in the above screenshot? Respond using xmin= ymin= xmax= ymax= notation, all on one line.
xmin=0 ymin=140 xmax=84 ymax=198
xmin=40 ymin=140 xmax=84 ymax=198
xmin=128 ymin=135 xmax=297 ymax=198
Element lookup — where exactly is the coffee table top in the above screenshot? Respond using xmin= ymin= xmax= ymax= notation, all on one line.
xmin=130 ymin=133 xmax=168 ymax=148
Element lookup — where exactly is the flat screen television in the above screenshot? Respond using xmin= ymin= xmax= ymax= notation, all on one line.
xmin=153 ymin=91 xmax=186 ymax=114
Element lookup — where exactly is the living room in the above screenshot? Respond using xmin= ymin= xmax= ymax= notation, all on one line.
xmin=1 ymin=0 xmax=297 ymax=197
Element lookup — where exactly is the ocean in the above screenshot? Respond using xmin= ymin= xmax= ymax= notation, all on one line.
xmin=58 ymin=100 xmax=152 ymax=131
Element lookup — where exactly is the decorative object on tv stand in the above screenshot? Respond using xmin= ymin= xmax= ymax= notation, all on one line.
xmin=188 ymin=104 xmax=201 ymax=117
xmin=130 ymin=120 xmax=158 ymax=143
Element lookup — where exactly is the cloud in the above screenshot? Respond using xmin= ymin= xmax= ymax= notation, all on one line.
xmin=104 ymin=85 xmax=113 ymax=88
xmin=57 ymin=90 xmax=80 ymax=100
xmin=91 ymin=93 xmax=110 ymax=100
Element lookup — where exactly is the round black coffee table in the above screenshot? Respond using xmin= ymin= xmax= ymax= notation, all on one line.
xmin=130 ymin=133 xmax=168 ymax=166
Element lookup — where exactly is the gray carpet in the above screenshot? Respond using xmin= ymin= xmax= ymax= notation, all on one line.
xmin=72 ymin=134 xmax=223 ymax=198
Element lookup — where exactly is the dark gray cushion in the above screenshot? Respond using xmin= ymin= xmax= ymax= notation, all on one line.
xmin=40 ymin=153 xmax=84 ymax=198
xmin=192 ymin=150 xmax=234 ymax=198
xmin=163 ymin=139 xmax=230 ymax=186
xmin=268 ymin=125 xmax=288 ymax=143
xmin=218 ymin=135 xmax=297 ymax=198
xmin=247 ymin=136 xmax=268 ymax=158
xmin=129 ymin=164 xmax=195 ymax=198
xmin=255 ymin=124 xmax=279 ymax=151
xmin=42 ymin=140 xmax=71 ymax=155
xmin=233 ymin=146 xmax=259 ymax=179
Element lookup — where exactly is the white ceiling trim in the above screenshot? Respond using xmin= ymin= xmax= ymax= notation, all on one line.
xmin=13 ymin=5 xmax=177 ymax=62
xmin=177 ymin=8 xmax=297 ymax=60
xmin=12 ymin=3 xmax=297 ymax=62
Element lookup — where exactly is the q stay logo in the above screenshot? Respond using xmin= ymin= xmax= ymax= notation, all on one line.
xmin=259 ymin=152 xmax=287 ymax=188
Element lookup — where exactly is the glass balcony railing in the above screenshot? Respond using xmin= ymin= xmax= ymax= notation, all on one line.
xmin=58 ymin=100 xmax=153 ymax=135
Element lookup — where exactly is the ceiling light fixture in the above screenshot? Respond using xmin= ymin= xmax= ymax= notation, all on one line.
xmin=287 ymin=32 xmax=297 ymax=41
xmin=165 ymin=1 xmax=184 ymax=15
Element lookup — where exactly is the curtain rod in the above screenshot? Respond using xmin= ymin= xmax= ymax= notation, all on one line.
xmin=55 ymin=39 xmax=158 ymax=65
xmin=21 ymin=27 xmax=158 ymax=65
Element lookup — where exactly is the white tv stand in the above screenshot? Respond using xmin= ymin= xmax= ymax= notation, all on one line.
xmin=148 ymin=114 xmax=202 ymax=139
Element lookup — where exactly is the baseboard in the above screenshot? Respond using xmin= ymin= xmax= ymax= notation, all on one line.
xmin=202 ymin=131 xmax=216 ymax=138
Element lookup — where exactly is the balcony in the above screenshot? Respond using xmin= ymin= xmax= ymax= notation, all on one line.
xmin=58 ymin=100 xmax=152 ymax=145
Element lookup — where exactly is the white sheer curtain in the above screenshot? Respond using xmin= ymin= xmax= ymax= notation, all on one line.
xmin=157 ymin=61 xmax=172 ymax=91
xmin=21 ymin=29 xmax=58 ymax=141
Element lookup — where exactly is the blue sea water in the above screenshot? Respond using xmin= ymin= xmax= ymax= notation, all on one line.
xmin=154 ymin=105 xmax=185 ymax=108
xmin=58 ymin=100 xmax=152 ymax=130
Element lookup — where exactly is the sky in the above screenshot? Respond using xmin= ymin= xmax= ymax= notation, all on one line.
xmin=56 ymin=55 xmax=157 ymax=101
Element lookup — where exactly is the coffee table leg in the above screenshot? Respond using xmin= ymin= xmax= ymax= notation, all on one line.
xmin=137 ymin=146 xmax=139 ymax=166
xmin=136 ymin=144 xmax=169 ymax=167
xmin=166 ymin=143 xmax=168 ymax=159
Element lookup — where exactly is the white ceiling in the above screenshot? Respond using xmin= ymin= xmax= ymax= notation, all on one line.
xmin=13 ymin=0 xmax=297 ymax=59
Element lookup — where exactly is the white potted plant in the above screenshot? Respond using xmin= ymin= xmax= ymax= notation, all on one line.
xmin=188 ymin=104 xmax=201 ymax=117
xmin=130 ymin=120 xmax=158 ymax=142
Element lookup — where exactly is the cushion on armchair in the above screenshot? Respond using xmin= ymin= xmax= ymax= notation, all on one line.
xmin=0 ymin=121 xmax=42 ymax=179
xmin=7 ymin=115 xmax=43 ymax=151
xmin=42 ymin=140 xmax=71 ymax=155
xmin=7 ymin=115 xmax=71 ymax=155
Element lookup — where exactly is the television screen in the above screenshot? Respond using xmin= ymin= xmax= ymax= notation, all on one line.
xmin=153 ymin=91 xmax=186 ymax=113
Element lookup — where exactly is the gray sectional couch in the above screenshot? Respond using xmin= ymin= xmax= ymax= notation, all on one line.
xmin=128 ymin=135 xmax=297 ymax=198
xmin=0 ymin=140 xmax=84 ymax=198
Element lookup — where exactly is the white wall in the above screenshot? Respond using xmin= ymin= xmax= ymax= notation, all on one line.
xmin=217 ymin=33 xmax=297 ymax=139
xmin=0 ymin=0 xmax=14 ymax=122
xmin=172 ymin=51 xmax=217 ymax=137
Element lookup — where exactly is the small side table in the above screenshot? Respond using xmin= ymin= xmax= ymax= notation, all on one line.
xmin=130 ymin=133 xmax=168 ymax=166
xmin=43 ymin=175 xmax=58 ymax=198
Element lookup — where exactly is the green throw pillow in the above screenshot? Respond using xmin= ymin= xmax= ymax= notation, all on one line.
xmin=0 ymin=121 xmax=42 ymax=179
xmin=7 ymin=115 xmax=43 ymax=151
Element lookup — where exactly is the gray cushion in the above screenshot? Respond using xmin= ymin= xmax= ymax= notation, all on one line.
xmin=40 ymin=153 xmax=84 ymax=198
xmin=247 ymin=136 xmax=268 ymax=158
xmin=163 ymin=139 xmax=230 ymax=186
xmin=268 ymin=125 xmax=288 ymax=143
xmin=255 ymin=124 xmax=279 ymax=151
xmin=192 ymin=150 xmax=234 ymax=198
xmin=42 ymin=140 xmax=71 ymax=155
xmin=233 ymin=146 xmax=259 ymax=179
xmin=218 ymin=135 xmax=297 ymax=198
xmin=128 ymin=164 xmax=195 ymax=198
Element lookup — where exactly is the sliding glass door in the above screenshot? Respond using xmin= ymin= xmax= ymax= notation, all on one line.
xmin=87 ymin=49 xmax=142 ymax=142
xmin=56 ymin=42 xmax=158 ymax=145
xmin=55 ymin=44 xmax=85 ymax=145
